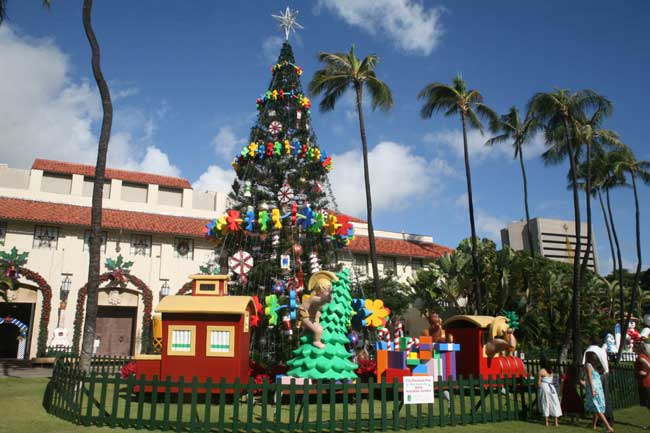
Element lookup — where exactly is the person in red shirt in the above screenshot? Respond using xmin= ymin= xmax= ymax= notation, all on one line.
xmin=634 ymin=341 xmax=650 ymax=412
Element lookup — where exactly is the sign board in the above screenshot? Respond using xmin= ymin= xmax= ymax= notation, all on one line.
xmin=403 ymin=376 xmax=434 ymax=405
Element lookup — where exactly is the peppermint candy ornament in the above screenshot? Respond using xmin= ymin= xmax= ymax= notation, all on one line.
xmin=269 ymin=121 xmax=283 ymax=135
xmin=228 ymin=250 xmax=253 ymax=276
xmin=277 ymin=183 xmax=294 ymax=205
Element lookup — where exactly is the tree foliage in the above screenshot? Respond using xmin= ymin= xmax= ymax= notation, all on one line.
xmin=408 ymin=238 xmax=638 ymax=355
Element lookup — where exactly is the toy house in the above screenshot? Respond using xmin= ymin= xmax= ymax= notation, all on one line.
xmin=442 ymin=315 xmax=525 ymax=379
xmin=375 ymin=336 xmax=461 ymax=383
xmin=134 ymin=274 xmax=255 ymax=384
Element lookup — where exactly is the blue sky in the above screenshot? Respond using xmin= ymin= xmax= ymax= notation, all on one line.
xmin=1 ymin=1 xmax=648 ymax=274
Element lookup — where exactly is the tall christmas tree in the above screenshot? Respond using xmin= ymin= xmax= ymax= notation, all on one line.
xmin=204 ymin=9 xmax=355 ymax=366
xmin=286 ymin=268 xmax=358 ymax=380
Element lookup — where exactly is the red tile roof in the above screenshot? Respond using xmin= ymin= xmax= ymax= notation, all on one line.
xmin=0 ymin=197 xmax=452 ymax=258
xmin=32 ymin=159 xmax=192 ymax=189
xmin=0 ymin=197 xmax=206 ymax=238
xmin=347 ymin=236 xmax=452 ymax=259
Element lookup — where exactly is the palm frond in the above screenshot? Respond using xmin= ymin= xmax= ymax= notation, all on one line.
xmin=365 ymin=74 xmax=393 ymax=111
xmin=417 ymin=82 xmax=459 ymax=119
xmin=485 ymin=133 xmax=510 ymax=147
xmin=465 ymin=108 xmax=484 ymax=134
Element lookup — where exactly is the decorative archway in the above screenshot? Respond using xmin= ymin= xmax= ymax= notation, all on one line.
xmin=0 ymin=316 xmax=29 ymax=359
xmin=73 ymin=273 xmax=153 ymax=354
xmin=1 ymin=248 xmax=53 ymax=357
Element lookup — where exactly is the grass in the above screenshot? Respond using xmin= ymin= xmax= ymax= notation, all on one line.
xmin=0 ymin=377 xmax=648 ymax=433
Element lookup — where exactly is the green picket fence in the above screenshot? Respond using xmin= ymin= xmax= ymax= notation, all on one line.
xmin=44 ymin=357 xmax=639 ymax=433
xmin=523 ymin=359 xmax=639 ymax=410
xmin=45 ymin=359 xmax=539 ymax=432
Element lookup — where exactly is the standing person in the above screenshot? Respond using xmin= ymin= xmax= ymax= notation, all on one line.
xmin=538 ymin=357 xmax=562 ymax=427
xmin=560 ymin=364 xmax=583 ymax=423
xmin=634 ymin=342 xmax=650 ymax=413
xmin=584 ymin=341 xmax=614 ymax=426
xmin=584 ymin=352 xmax=614 ymax=432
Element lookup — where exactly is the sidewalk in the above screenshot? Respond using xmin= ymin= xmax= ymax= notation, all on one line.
xmin=0 ymin=359 xmax=52 ymax=378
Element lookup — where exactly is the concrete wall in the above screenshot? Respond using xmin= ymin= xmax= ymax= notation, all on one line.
xmin=0 ymin=166 xmax=227 ymax=219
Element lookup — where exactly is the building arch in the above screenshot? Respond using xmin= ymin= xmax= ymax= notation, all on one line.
xmin=73 ymin=273 xmax=153 ymax=354
xmin=3 ymin=268 xmax=53 ymax=357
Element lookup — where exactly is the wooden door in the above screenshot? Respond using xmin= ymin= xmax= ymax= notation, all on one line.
xmin=95 ymin=306 xmax=136 ymax=356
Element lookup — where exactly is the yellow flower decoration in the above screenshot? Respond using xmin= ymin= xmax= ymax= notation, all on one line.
xmin=216 ymin=216 xmax=228 ymax=232
xmin=365 ymin=299 xmax=390 ymax=328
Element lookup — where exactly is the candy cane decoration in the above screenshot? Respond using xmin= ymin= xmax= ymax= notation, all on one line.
xmin=378 ymin=327 xmax=392 ymax=351
xmin=0 ymin=316 xmax=28 ymax=359
xmin=309 ymin=251 xmax=321 ymax=273
xmin=393 ymin=320 xmax=404 ymax=350
xmin=407 ymin=337 xmax=420 ymax=353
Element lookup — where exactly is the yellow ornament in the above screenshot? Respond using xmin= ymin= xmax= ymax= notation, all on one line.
xmin=216 ymin=216 xmax=228 ymax=232
xmin=325 ymin=214 xmax=340 ymax=236
xmin=271 ymin=208 xmax=282 ymax=230
xmin=249 ymin=142 xmax=258 ymax=157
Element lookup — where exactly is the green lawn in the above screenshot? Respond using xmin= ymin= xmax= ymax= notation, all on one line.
xmin=1 ymin=377 xmax=648 ymax=433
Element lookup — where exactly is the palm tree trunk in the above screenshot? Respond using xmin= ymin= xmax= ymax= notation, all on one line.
xmin=563 ymin=118 xmax=582 ymax=366
xmin=518 ymin=147 xmax=535 ymax=256
xmin=80 ymin=0 xmax=112 ymax=373
xmin=460 ymin=112 xmax=482 ymax=314
xmin=606 ymin=188 xmax=625 ymax=336
xmin=354 ymin=83 xmax=380 ymax=297
xmin=617 ymin=171 xmax=642 ymax=364
xmin=597 ymin=189 xmax=616 ymax=276
xmin=579 ymin=142 xmax=594 ymax=278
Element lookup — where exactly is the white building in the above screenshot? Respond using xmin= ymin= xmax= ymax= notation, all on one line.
xmin=0 ymin=159 xmax=450 ymax=358
xmin=501 ymin=217 xmax=599 ymax=273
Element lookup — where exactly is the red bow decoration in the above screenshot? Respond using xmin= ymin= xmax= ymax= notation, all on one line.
xmin=336 ymin=215 xmax=352 ymax=236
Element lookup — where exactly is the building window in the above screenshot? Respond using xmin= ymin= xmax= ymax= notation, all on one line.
xmin=122 ymin=182 xmax=148 ymax=203
xmin=130 ymin=234 xmax=152 ymax=257
xmin=33 ymin=225 xmax=59 ymax=249
xmin=0 ymin=221 xmax=6 ymax=246
xmin=174 ymin=238 xmax=194 ymax=260
xmin=83 ymin=230 xmax=107 ymax=252
xmin=412 ymin=258 xmax=424 ymax=270
xmin=206 ymin=326 xmax=235 ymax=357
xmin=380 ymin=256 xmax=396 ymax=274
xmin=41 ymin=172 xmax=72 ymax=194
xmin=353 ymin=254 xmax=368 ymax=276
xmin=167 ymin=325 xmax=196 ymax=356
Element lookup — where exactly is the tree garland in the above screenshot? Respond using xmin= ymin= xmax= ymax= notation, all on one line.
xmin=17 ymin=267 xmax=52 ymax=357
xmin=175 ymin=281 xmax=192 ymax=296
xmin=73 ymin=273 xmax=153 ymax=354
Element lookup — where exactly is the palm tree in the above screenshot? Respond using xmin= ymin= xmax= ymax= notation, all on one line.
xmin=601 ymin=150 xmax=629 ymax=330
xmin=79 ymin=0 xmax=113 ymax=373
xmin=309 ymin=45 xmax=393 ymax=297
xmin=528 ymin=89 xmax=610 ymax=365
xmin=418 ymin=75 xmax=497 ymax=314
xmin=486 ymin=107 xmax=537 ymax=256
xmin=1 ymin=1 xmax=111 ymax=369
xmin=613 ymin=149 xmax=650 ymax=363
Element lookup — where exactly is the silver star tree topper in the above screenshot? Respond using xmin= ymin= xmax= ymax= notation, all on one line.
xmin=272 ymin=7 xmax=304 ymax=41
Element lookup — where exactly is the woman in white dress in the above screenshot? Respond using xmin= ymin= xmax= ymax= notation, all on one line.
xmin=538 ymin=357 xmax=562 ymax=427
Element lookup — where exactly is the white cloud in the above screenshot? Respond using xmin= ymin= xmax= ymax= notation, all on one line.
xmin=192 ymin=165 xmax=235 ymax=193
xmin=211 ymin=126 xmax=245 ymax=159
xmin=317 ymin=0 xmax=444 ymax=55
xmin=424 ymin=129 xmax=546 ymax=163
xmin=329 ymin=141 xmax=453 ymax=216
xmin=261 ymin=35 xmax=284 ymax=64
xmin=0 ymin=26 xmax=180 ymax=177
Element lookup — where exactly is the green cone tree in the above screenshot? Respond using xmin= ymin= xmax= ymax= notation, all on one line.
xmin=287 ymin=268 xmax=357 ymax=380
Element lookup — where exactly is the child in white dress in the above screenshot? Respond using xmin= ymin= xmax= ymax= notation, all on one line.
xmin=538 ymin=358 xmax=562 ymax=427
